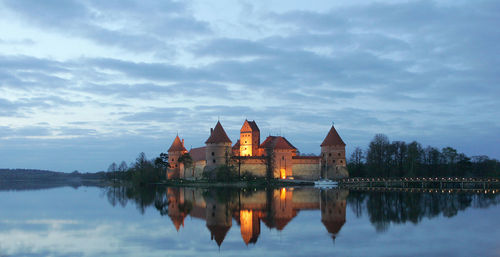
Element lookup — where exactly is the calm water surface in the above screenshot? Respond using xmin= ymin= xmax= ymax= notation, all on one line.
xmin=0 ymin=186 xmax=499 ymax=256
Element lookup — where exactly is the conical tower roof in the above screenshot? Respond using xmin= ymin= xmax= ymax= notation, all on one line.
xmin=205 ymin=121 xmax=232 ymax=144
xmin=321 ymin=125 xmax=345 ymax=147
xmin=168 ymin=135 xmax=187 ymax=152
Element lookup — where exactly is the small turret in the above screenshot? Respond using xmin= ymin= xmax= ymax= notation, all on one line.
xmin=321 ymin=124 xmax=348 ymax=179
xmin=167 ymin=135 xmax=188 ymax=179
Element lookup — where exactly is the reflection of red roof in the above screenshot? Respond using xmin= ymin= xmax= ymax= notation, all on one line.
xmin=232 ymin=140 xmax=240 ymax=150
xmin=261 ymin=210 xmax=297 ymax=231
xmin=169 ymin=214 xmax=186 ymax=231
xmin=168 ymin=135 xmax=187 ymax=152
xmin=321 ymin=125 xmax=345 ymax=147
xmin=205 ymin=121 xmax=232 ymax=144
xmin=189 ymin=147 xmax=206 ymax=162
xmin=207 ymin=225 xmax=231 ymax=246
xmin=260 ymin=136 xmax=297 ymax=150
xmin=322 ymin=219 xmax=345 ymax=236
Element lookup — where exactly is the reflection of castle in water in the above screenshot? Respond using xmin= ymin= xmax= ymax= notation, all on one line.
xmin=165 ymin=187 xmax=348 ymax=246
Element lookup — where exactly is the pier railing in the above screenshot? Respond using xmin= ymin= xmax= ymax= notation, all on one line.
xmin=338 ymin=177 xmax=500 ymax=190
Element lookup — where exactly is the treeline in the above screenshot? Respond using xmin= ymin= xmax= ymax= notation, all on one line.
xmin=348 ymin=134 xmax=500 ymax=178
xmin=106 ymin=152 xmax=168 ymax=186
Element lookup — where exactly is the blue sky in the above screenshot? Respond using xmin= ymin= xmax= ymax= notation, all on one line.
xmin=0 ymin=0 xmax=499 ymax=172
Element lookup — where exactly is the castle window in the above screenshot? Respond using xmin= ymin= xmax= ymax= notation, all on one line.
xmin=338 ymin=153 xmax=341 ymax=156
xmin=340 ymin=160 xmax=343 ymax=164
xmin=245 ymin=141 xmax=247 ymax=143
xmin=211 ymin=152 xmax=214 ymax=156
xmin=213 ymin=159 xmax=216 ymax=163
xmin=282 ymin=156 xmax=284 ymax=160
xmin=329 ymin=153 xmax=332 ymax=157
xmin=332 ymin=160 xmax=336 ymax=163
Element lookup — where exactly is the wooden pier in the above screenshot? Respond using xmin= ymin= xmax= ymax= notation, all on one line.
xmin=338 ymin=177 xmax=500 ymax=190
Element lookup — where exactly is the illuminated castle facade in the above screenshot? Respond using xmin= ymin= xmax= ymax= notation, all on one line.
xmin=167 ymin=120 xmax=349 ymax=180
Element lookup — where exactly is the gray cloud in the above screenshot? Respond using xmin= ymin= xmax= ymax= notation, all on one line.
xmin=0 ymin=0 xmax=499 ymax=171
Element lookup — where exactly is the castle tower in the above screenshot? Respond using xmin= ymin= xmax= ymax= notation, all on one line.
xmin=167 ymin=135 xmax=188 ymax=179
xmin=239 ymin=120 xmax=260 ymax=156
xmin=320 ymin=125 xmax=348 ymax=179
xmin=205 ymin=121 xmax=232 ymax=172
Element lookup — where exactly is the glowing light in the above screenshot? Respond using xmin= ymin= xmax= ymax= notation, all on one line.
xmin=280 ymin=188 xmax=286 ymax=200
xmin=280 ymin=168 xmax=286 ymax=179
xmin=240 ymin=210 xmax=253 ymax=245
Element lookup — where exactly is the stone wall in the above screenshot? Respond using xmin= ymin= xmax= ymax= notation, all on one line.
xmin=239 ymin=158 xmax=266 ymax=178
xmin=292 ymin=157 xmax=321 ymax=180
xmin=184 ymin=160 xmax=206 ymax=179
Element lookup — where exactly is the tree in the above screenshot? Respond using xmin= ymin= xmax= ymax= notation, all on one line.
xmin=118 ymin=161 xmax=128 ymax=172
xmin=348 ymin=147 xmax=365 ymax=177
xmin=154 ymin=152 xmax=170 ymax=169
xmin=405 ymin=141 xmax=423 ymax=177
xmin=108 ymin=162 xmax=117 ymax=172
xmin=366 ymin=134 xmax=391 ymax=177
xmin=178 ymin=153 xmax=193 ymax=179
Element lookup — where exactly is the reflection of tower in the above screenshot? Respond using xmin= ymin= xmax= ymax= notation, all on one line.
xmin=167 ymin=188 xmax=187 ymax=231
xmin=239 ymin=210 xmax=261 ymax=245
xmin=320 ymin=189 xmax=348 ymax=242
xmin=263 ymin=188 xmax=297 ymax=230
xmin=320 ymin=125 xmax=347 ymax=179
xmin=205 ymin=194 xmax=232 ymax=247
xmin=167 ymin=135 xmax=188 ymax=179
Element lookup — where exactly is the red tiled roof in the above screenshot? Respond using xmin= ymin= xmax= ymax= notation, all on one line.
xmin=241 ymin=120 xmax=260 ymax=132
xmin=205 ymin=121 xmax=232 ymax=144
xmin=189 ymin=147 xmax=206 ymax=162
xmin=247 ymin=120 xmax=260 ymax=131
xmin=260 ymin=136 xmax=297 ymax=150
xmin=232 ymin=140 xmax=240 ymax=150
xmin=168 ymin=135 xmax=187 ymax=152
xmin=321 ymin=125 xmax=346 ymax=147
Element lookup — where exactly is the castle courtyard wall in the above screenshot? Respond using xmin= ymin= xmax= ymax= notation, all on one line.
xmin=291 ymin=157 xmax=321 ymax=180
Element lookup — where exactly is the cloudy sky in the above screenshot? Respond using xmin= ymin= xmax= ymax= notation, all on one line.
xmin=0 ymin=0 xmax=498 ymax=172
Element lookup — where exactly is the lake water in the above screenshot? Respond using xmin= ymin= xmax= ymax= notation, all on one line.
xmin=0 ymin=185 xmax=499 ymax=256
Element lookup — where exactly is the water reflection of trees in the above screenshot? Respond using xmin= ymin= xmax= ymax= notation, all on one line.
xmin=102 ymin=185 xmax=500 ymax=241
xmin=348 ymin=191 xmax=500 ymax=232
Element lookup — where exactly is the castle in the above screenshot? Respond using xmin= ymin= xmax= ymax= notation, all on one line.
xmin=167 ymin=120 xmax=349 ymax=180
